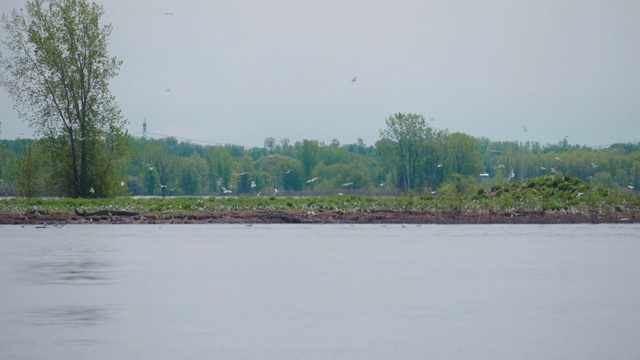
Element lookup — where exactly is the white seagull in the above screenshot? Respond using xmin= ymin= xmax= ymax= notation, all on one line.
xmin=341 ymin=182 xmax=354 ymax=187
xmin=306 ymin=177 xmax=318 ymax=183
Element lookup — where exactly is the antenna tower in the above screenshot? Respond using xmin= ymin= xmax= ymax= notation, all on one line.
xmin=143 ymin=118 xmax=147 ymax=139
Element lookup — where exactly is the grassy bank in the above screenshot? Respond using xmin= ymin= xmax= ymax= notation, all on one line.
xmin=1 ymin=175 xmax=638 ymax=224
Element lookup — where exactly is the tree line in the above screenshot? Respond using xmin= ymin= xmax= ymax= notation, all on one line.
xmin=1 ymin=115 xmax=639 ymax=198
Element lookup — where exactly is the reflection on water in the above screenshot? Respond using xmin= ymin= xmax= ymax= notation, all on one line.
xmin=25 ymin=258 xmax=112 ymax=285
xmin=26 ymin=305 xmax=112 ymax=327
xmin=21 ymin=242 xmax=114 ymax=286
xmin=16 ymin=238 xmax=117 ymax=335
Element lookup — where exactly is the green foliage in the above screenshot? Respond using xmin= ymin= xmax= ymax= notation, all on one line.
xmin=1 ymin=0 xmax=126 ymax=198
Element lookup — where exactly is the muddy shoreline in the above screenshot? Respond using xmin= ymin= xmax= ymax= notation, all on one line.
xmin=2 ymin=209 xmax=638 ymax=225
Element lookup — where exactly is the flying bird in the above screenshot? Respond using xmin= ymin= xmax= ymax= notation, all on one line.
xmin=251 ymin=181 xmax=257 ymax=188
xmin=274 ymin=188 xmax=279 ymax=195
xmin=162 ymin=12 xmax=174 ymax=17
xmin=120 ymin=181 xmax=125 ymax=186
xmin=507 ymin=170 xmax=515 ymax=181
xmin=306 ymin=177 xmax=319 ymax=183
xmin=351 ymin=76 xmax=357 ymax=83
xmin=341 ymin=182 xmax=354 ymax=187
xmin=221 ymin=186 xmax=232 ymax=194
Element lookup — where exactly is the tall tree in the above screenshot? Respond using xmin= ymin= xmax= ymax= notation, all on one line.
xmin=0 ymin=0 xmax=126 ymax=198
xmin=378 ymin=113 xmax=429 ymax=193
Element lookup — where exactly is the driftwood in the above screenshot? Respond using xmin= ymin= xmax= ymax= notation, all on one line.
xmin=75 ymin=209 xmax=139 ymax=217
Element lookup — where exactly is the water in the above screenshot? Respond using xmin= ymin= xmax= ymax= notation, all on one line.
xmin=1 ymin=224 xmax=639 ymax=359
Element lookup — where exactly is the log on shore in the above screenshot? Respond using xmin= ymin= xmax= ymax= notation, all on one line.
xmin=74 ymin=209 xmax=139 ymax=217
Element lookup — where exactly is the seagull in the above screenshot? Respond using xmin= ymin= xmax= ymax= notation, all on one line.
xmin=160 ymin=184 xmax=167 ymax=188
xmin=236 ymin=172 xmax=249 ymax=176
xmin=217 ymin=178 xmax=223 ymax=186
xmin=540 ymin=166 xmax=547 ymax=170
xmin=306 ymin=177 xmax=318 ymax=183
xmin=120 ymin=181 xmax=125 ymax=186
xmin=555 ymin=157 xmax=561 ymax=160
xmin=592 ymin=163 xmax=598 ymax=168
xmin=629 ymin=185 xmax=635 ymax=190
xmin=507 ymin=170 xmax=515 ymax=181
xmin=148 ymin=167 xmax=154 ymax=171
xmin=164 ymin=88 xmax=171 ymax=92
xmin=274 ymin=188 xmax=279 ymax=195
xmin=497 ymin=164 xmax=505 ymax=168
xmin=89 ymin=187 xmax=95 ymax=194
xmin=523 ymin=126 xmax=528 ymax=133
xmin=162 ymin=12 xmax=174 ymax=17
xmin=221 ymin=186 xmax=232 ymax=194
xmin=437 ymin=164 xmax=443 ymax=168
xmin=284 ymin=169 xmax=292 ymax=174
xmin=351 ymin=76 xmax=357 ymax=83
xmin=341 ymin=182 xmax=354 ymax=187
xmin=251 ymin=181 xmax=257 ymax=189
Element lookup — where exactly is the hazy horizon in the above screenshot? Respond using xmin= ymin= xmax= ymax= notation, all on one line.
xmin=2 ymin=0 xmax=639 ymax=148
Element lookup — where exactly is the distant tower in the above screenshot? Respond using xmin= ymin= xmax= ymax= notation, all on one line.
xmin=143 ymin=118 xmax=147 ymax=139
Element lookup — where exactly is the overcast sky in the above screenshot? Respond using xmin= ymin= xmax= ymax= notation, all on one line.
xmin=1 ymin=0 xmax=639 ymax=148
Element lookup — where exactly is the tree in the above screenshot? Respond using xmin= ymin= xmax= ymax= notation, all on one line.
xmin=446 ymin=132 xmax=484 ymax=177
xmin=264 ymin=137 xmax=276 ymax=154
xmin=0 ymin=0 xmax=126 ymax=198
xmin=296 ymin=139 xmax=320 ymax=180
xmin=378 ymin=113 xmax=429 ymax=193
xmin=15 ymin=140 xmax=41 ymax=197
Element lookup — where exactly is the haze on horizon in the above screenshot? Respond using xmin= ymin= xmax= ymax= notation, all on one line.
xmin=1 ymin=0 xmax=639 ymax=148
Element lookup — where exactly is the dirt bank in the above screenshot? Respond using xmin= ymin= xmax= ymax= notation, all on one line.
xmin=1 ymin=209 xmax=637 ymax=225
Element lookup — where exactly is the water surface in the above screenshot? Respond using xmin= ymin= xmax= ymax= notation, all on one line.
xmin=1 ymin=224 xmax=639 ymax=359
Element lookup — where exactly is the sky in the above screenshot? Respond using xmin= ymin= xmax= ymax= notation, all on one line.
xmin=1 ymin=0 xmax=639 ymax=148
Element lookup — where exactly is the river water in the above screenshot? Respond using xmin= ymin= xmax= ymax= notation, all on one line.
xmin=1 ymin=224 xmax=639 ymax=359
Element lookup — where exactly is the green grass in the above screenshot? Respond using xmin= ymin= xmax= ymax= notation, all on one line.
xmin=1 ymin=175 xmax=638 ymax=215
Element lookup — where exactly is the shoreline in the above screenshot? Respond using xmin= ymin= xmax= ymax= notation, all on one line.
xmin=2 ymin=209 xmax=638 ymax=225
